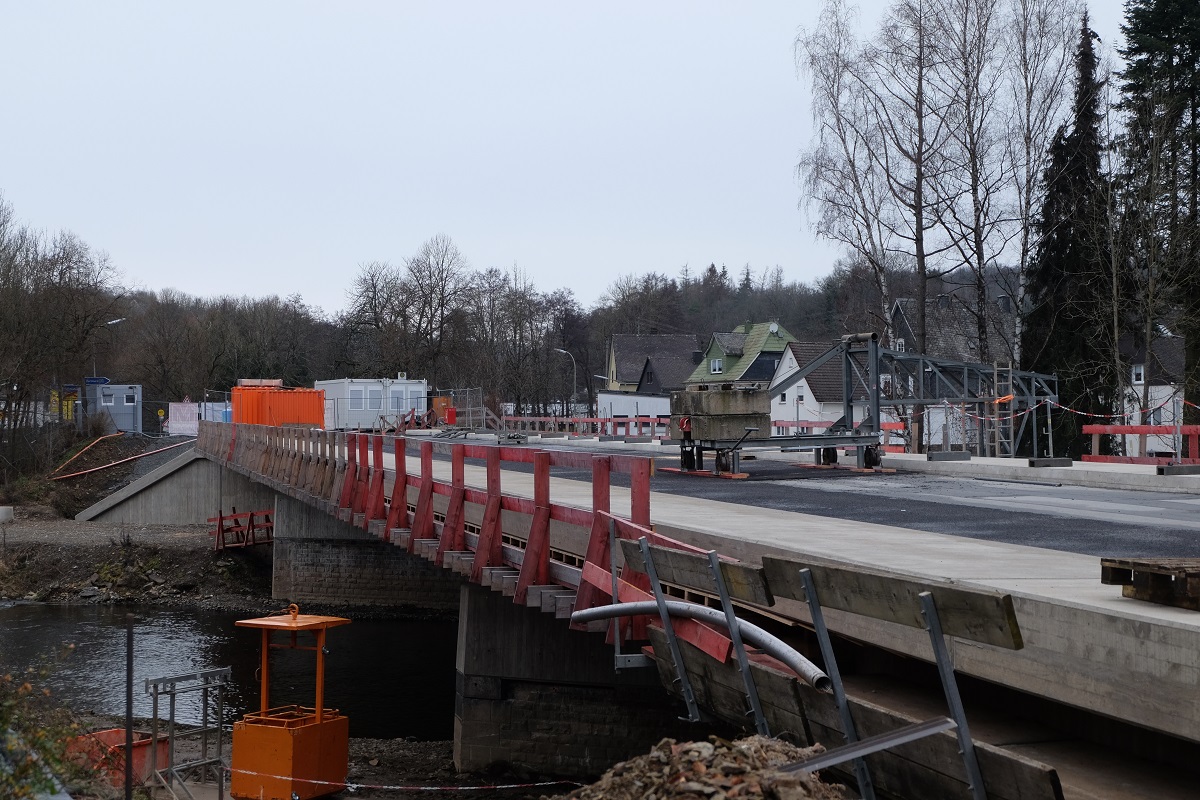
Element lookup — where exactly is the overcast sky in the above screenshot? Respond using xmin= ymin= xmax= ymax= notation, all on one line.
xmin=2 ymin=2 xmax=1123 ymax=316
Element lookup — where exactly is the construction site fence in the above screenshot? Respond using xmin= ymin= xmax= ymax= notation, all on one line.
xmin=502 ymin=415 xmax=671 ymax=438
xmin=1082 ymin=424 xmax=1200 ymax=465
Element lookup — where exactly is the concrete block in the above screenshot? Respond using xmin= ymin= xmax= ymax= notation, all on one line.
xmin=1158 ymin=464 xmax=1200 ymax=476
xmin=522 ymin=585 xmax=562 ymax=607
xmin=1029 ymin=457 xmax=1073 ymax=468
xmin=554 ymin=593 xmax=576 ymax=619
xmin=672 ymin=388 xmax=768 ymax=416
xmin=927 ymin=450 xmax=971 ymax=461
xmin=541 ymin=590 xmax=573 ymax=614
xmin=670 ymin=414 xmax=771 ymax=441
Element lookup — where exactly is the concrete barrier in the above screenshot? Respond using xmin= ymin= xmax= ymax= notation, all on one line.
xmin=927 ymin=450 xmax=971 ymax=462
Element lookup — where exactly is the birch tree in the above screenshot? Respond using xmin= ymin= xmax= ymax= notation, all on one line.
xmin=798 ymin=0 xmax=898 ymax=343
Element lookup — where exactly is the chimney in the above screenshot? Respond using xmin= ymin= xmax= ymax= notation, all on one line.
xmin=997 ymin=295 xmax=1012 ymax=314
xmin=937 ymin=294 xmax=950 ymax=309
xmin=692 ymin=350 xmax=703 ymax=365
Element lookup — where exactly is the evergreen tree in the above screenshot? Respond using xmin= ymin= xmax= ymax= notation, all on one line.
xmin=1022 ymin=13 xmax=1115 ymax=458
xmin=1118 ymin=0 xmax=1200 ymax=446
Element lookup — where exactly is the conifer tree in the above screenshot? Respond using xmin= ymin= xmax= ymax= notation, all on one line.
xmin=1021 ymin=13 xmax=1114 ymax=457
xmin=1118 ymin=0 xmax=1200 ymax=445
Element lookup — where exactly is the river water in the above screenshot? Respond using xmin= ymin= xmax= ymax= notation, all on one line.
xmin=0 ymin=602 xmax=458 ymax=739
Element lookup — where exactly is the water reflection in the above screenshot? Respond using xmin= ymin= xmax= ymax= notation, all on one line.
xmin=0 ymin=602 xmax=457 ymax=739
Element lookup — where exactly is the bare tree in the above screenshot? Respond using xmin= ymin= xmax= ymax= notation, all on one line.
xmin=931 ymin=0 xmax=1016 ymax=363
xmin=798 ymin=0 xmax=899 ymax=343
xmin=1005 ymin=0 xmax=1078 ymax=361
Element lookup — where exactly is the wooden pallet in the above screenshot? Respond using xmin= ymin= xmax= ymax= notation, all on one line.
xmin=1100 ymin=558 xmax=1200 ymax=611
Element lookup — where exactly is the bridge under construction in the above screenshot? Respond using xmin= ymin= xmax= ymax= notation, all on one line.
xmin=77 ymin=422 xmax=1200 ymax=800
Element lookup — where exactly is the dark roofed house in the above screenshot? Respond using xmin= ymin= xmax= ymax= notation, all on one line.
xmin=891 ymin=296 xmax=1017 ymax=364
xmin=604 ymin=334 xmax=700 ymax=393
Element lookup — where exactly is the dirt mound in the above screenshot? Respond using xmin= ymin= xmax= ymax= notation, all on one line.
xmin=2 ymin=434 xmax=192 ymax=519
xmin=561 ymin=735 xmax=844 ymax=800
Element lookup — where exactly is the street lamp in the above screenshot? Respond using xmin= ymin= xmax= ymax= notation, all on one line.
xmin=553 ymin=348 xmax=577 ymax=415
xmin=93 ymin=317 xmax=126 ymax=376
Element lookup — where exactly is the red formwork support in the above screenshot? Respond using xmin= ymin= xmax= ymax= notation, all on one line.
xmin=382 ymin=438 xmax=409 ymax=541
xmin=352 ymin=434 xmax=370 ymax=514
xmin=436 ymin=445 xmax=467 ymax=565
xmin=470 ymin=449 xmax=504 ymax=583
xmin=570 ymin=456 xmax=614 ymax=630
xmin=515 ymin=452 xmax=552 ymax=604
xmin=630 ymin=458 xmax=651 ymax=527
xmin=363 ymin=435 xmax=387 ymax=529
xmin=409 ymin=441 xmax=436 ymax=552
xmin=338 ymin=433 xmax=358 ymax=511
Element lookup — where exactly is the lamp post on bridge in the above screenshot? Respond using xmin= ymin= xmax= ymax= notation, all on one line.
xmin=553 ymin=348 xmax=577 ymax=416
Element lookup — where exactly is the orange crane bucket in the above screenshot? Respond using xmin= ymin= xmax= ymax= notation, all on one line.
xmin=230 ymin=605 xmax=351 ymax=800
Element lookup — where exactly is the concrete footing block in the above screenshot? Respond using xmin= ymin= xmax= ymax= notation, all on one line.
xmin=554 ymin=593 xmax=577 ymax=618
xmin=1158 ymin=464 xmax=1200 ymax=476
xmin=523 ymin=585 xmax=562 ymax=607
xmin=542 ymin=590 xmax=574 ymax=614
xmin=927 ymin=450 xmax=971 ymax=461
xmin=1029 ymin=457 xmax=1073 ymax=468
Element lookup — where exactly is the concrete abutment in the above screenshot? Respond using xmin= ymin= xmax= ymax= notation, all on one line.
xmin=453 ymin=582 xmax=716 ymax=776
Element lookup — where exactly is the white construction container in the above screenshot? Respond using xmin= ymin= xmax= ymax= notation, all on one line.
xmin=315 ymin=375 xmax=429 ymax=430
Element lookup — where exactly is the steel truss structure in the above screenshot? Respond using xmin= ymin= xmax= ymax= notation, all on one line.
xmin=770 ymin=334 xmax=1059 ymax=458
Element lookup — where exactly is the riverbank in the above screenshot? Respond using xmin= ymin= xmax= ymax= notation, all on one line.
xmin=1 ymin=506 xmax=567 ymax=800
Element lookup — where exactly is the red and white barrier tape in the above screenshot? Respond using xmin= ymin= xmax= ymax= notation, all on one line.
xmin=224 ymin=765 xmax=581 ymax=793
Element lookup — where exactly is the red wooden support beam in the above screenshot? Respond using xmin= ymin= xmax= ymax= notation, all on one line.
xmin=614 ymin=578 xmax=732 ymax=662
xmin=515 ymin=451 xmax=552 ymax=603
xmin=363 ymin=434 xmax=387 ymax=529
xmin=352 ymin=434 xmax=371 ymax=514
xmin=470 ymin=448 xmax=504 ymax=583
xmin=570 ymin=456 xmax=613 ymax=629
xmin=383 ymin=437 xmax=408 ymax=541
xmin=410 ymin=440 xmax=436 ymax=552
xmin=436 ymin=445 xmax=467 ymax=565
xmin=338 ymin=433 xmax=358 ymax=510
xmin=630 ymin=458 xmax=651 ymax=527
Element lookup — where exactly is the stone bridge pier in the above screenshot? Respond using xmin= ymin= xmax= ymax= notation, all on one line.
xmin=271 ymin=492 xmax=703 ymax=776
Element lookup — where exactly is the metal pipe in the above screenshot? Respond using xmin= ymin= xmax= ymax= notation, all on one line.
xmin=840 ymin=332 xmax=879 ymax=343
xmin=572 ymin=600 xmax=832 ymax=693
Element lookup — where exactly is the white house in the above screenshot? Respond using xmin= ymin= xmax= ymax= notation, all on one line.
xmin=767 ymin=342 xmax=875 ymax=437
xmin=1121 ymin=336 xmax=1185 ymax=458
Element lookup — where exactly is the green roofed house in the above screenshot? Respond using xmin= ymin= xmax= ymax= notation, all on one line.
xmin=686 ymin=321 xmax=797 ymax=388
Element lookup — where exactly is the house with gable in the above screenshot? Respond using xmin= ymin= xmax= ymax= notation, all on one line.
xmin=1121 ymin=334 xmax=1186 ymax=458
xmin=685 ymin=321 xmax=796 ymax=388
xmin=603 ymin=334 xmax=699 ymax=393
xmin=598 ymin=333 xmax=700 ymax=422
xmin=766 ymin=341 xmax=874 ymax=437
xmin=890 ymin=295 xmax=1017 ymax=363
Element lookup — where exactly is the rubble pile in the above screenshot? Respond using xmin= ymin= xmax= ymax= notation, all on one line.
xmin=561 ymin=735 xmax=846 ymax=800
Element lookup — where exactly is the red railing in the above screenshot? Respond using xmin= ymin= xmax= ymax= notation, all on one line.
xmin=1081 ymin=424 xmax=1200 ymax=464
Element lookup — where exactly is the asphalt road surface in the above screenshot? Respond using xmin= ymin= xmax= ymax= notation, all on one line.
xmin=471 ymin=441 xmax=1200 ymax=559
xmin=645 ymin=453 xmax=1200 ymax=559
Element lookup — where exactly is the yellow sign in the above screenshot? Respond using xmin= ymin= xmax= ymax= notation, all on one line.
xmin=157 ymin=408 xmax=165 ymax=417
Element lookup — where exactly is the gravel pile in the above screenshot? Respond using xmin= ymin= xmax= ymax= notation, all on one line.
xmin=559 ymin=736 xmax=845 ymax=800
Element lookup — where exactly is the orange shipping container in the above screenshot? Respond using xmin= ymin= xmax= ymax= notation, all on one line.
xmin=232 ymin=386 xmax=325 ymax=427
